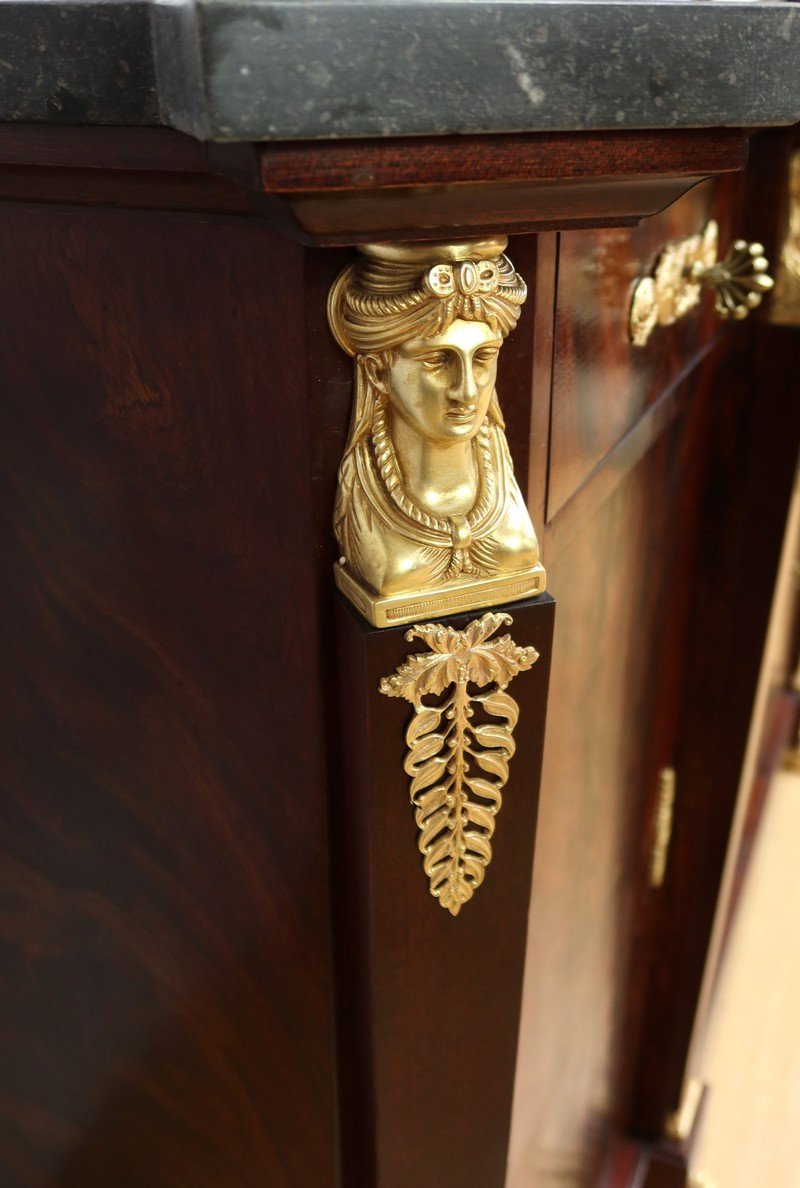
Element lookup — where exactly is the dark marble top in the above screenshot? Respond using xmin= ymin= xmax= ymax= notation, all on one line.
xmin=2 ymin=0 xmax=799 ymax=142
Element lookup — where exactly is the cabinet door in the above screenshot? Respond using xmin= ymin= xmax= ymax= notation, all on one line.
xmin=509 ymin=138 xmax=800 ymax=1184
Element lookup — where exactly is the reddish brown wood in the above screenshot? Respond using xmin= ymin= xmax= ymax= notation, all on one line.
xmin=504 ymin=128 xmax=800 ymax=1175
xmin=0 ymin=128 xmax=290 ymax=220
xmin=547 ymin=174 xmax=739 ymax=520
xmin=623 ymin=129 xmax=800 ymax=1136
xmin=334 ymin=593 xmax=555 ymax=1188
xmin=0 ymin=120 xmax=796 ymax=1188
xmin=0 ymin=205 xmax=337 ymax=1187
xmin=267 ymin=177 xmax=724 ymax=245
xmin=0 ymin=167 xmax=278 ymax=217
xmin=0 ymin=126 xmax=747 ymax=246
xmin=627 ymin=320 xmax=800 ymax=1137
xmin=0 ymin=126 xmax=210 ymax=172
xmin=503 ymin=149 xmax=798 ymax=1181
xmin=508 ymin=334 xmax=725 ymax=1184
xmin=527 ymin=230 xmax=559 ymax=531
xmin=641 ymin=1152 xmax=688 ymax=1188
xmin=597 ymin=1087 xmax=709 ymax=1188
xmin=645 ymin=1084 xmax=710 ymax=1188
xmin=720 ymin=687 xmax=799 ymax=953
xmin=496 ymin=236 xmax=540 ymax=491
xmin=252 ymin=128 xmax=748 ymax=243
xmin=597 ymin=1136 xmax=649 ymax=1188
xmin=259 ymin=129 xmax=746 ymax=191
xmin=544 ymin=334 xmax=718 ymax=555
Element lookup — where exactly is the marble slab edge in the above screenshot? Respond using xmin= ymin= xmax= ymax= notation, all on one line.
xmin=1 ymin=0 xmax=799 ymax=142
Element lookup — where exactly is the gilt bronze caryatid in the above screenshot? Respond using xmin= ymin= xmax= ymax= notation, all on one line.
xmin=328 ymin=237 xmax=545 ymax=626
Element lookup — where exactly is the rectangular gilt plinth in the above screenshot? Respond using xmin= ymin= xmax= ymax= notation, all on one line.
xmin=334 ymin=561 xmax=547 ymax=628
xmin=333 ymin=592 xmax=555 ymax=1188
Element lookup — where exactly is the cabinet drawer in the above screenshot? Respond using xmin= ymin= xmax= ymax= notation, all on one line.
xmin=547 ymin=176 xmax=739 ymax=520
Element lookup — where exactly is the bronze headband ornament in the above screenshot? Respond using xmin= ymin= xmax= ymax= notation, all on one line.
xmin=423 ymin=259 xmax=501 ymax=298
xmin=328 ymin=249 xmax=526 ymax=358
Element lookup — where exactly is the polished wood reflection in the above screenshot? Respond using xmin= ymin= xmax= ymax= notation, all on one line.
xmin=0 ymin=206 xmax=337 ymax=1187
xmin=548 ymin=177 xmax=736 ymax=519
xmin=0 ymin=123 xmax=796 ymax=1188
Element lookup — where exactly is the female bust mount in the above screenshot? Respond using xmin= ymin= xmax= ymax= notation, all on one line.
xmin=328 ymin=237 xmax=546 ymax=627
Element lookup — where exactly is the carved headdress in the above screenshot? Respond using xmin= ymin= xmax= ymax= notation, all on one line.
xmin=328 ymin=237 xmax=527 ymax=358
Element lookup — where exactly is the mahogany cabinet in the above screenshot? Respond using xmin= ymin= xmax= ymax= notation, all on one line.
xmin=1 ymin=72 xmax=799 ymax=1188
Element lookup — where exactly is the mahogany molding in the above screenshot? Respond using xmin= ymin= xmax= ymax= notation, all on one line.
xmin=258 ymin=130 xmax=747 ymax=192
xmin=0 ymin=125 xmax=209 ymax=172
xmin=248 ymin=128 xmax=748 ymax=244
xmin=0 ymin=125 xmax=747 ymax=242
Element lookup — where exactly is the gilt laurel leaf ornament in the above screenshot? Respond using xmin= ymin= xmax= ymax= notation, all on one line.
xmin=379 ymin=612 xmax=537 ymax=916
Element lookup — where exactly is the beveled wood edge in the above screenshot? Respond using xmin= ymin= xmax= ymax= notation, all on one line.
xmin=247 ymin=127 xmax=747 ymax=242
xmin=527 ymin=230 xmax=558 ymax=531
xmin=541 ymin=334 xmax=725 ymax=551
xmin=0 ymin=125 xmax=748 ymax=244
xmin=257 ymin=129 xmax=747 ymax=193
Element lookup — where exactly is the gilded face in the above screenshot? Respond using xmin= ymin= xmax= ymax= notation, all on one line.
xmin=377 ymin=319 xmax=502 ymax=443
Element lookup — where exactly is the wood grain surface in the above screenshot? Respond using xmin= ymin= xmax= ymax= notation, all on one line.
xmin=625 ymin=130 xmax=800 ymax=1138
xmin=258 ymin=129 xmax=746 ymax=194
xmin=253 ymin=127 xmax=748 ymax=244
xmin=0 ymin=125 xmax=748 ymax=248
xmin=508 ymin=360 xmax=715 ymax=1184
xmin=334 ymin=593 xmax=555 ymax=1188
xmin=628 ymin=318 xmax=800 ymax=1137
xmin=269 ymin=176 xmax=725 ymax=246
xmin=0 ymin=206 xmax=337 ymax=1187
xmin=0 ymin=121 xmax=794 ymax=1188
xmin=547 ymin=175 xmax=738 ymax=520
xmin=504 ymin=131 xmax=800 ymax=1180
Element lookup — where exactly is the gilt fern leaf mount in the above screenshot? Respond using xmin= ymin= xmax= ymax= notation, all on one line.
xmin=379 ymin=612 xmax=538 ymax=916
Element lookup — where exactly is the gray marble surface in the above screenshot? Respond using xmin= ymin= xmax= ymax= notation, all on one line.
xmin=0 ymin=1 xmax=158 ymax=126
xmin=1 ymin=0 xmax=799 ymax=141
